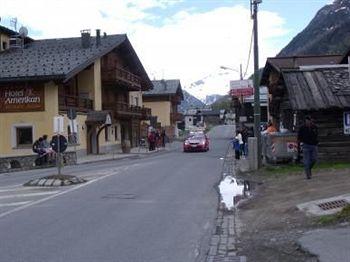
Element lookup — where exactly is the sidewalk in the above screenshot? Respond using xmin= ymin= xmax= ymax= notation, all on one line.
xmin=298 ymin=226 xmax=350 ymax=262
xmin=76 ymin=142 xmax=179 ymax=165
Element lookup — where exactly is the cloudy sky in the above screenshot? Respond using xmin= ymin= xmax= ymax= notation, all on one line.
xmin=0 ymin=0 xmax=330 ymax=99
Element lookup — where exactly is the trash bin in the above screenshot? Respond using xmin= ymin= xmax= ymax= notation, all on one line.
xmin=262 ymin=132 xmax=298 ymax=164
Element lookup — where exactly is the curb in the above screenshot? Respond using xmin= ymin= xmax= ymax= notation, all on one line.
xmin=76 ymin=146 xmax=177 ymax=166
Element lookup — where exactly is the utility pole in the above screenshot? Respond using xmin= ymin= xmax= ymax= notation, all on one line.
xmin=251 ymin=0 xmax=262 ymax=168
xmin=240 ymin=63 xmax=243 ymax=80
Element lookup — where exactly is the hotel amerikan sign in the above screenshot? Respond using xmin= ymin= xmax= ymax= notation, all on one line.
xmin=0 ymin=85 xmax=45 ymax=112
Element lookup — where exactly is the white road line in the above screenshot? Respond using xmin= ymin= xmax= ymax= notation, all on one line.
xmin=0 ymin=184 xmax=24 ymax=189
xmin=0 ymin=191 xmax=59 ymax=200
xmin=0 ymin=201 xmax=31 ymax=207
xmin=0 ymin=187 xmax=57 ymax=193
xmin=0 ymin=170 xmax=121 ymax=219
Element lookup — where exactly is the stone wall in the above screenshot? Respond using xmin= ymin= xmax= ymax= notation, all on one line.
xmin=0 ymin=152 xmax=77 ymax=174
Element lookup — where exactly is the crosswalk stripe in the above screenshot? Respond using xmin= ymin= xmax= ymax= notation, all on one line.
xmin=0 ymin=201 xmax=32 ymax=207
xmin=0 ymin=191 xmax=59 ymax=200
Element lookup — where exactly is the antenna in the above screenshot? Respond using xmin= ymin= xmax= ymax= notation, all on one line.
xmin=19 ymin=26 xmax=28 ymax=38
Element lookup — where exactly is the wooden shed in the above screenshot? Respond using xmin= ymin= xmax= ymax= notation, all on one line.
xmin=268 ymin=64 xmax=350 ymax=161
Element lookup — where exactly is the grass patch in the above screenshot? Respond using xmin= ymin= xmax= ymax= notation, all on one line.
xmin=316 ymin=205 xmax=350 ymax=225
xmin=263 ymin=164 xmax=304 ymax=175
xmin=263 ymin=161 xmax=350 ymax=176
xmin=315 ymin=162 xmax=350 ymax=170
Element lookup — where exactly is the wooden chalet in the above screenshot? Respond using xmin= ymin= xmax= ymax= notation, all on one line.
xmin=143 ymin=80 xmax=184 ymax=138
xmin=261 ymin=55 xmax=350 ymax=161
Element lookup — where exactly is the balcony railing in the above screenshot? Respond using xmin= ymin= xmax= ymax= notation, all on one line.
xmin=102 ymin=67 xmax=142 ymax=90
xmin=141 ymin=107 xmax=152 ymax=120
xmin=59 ymin=95 xmax=93 ymax=112
xmin=103 ymin=102 xmax=141 ymax=117
xmin=171 ymin=112 xmax=183 ymax=123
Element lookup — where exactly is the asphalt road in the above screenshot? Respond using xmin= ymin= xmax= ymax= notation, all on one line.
xmin=0 ymin=125 xmax=234 ymax=262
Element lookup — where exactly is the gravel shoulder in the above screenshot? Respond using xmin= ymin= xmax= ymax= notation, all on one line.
xmin=235 ymin=166 xmax=350 ymax=262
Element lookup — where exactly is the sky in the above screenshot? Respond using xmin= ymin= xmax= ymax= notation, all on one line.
xmin=0 ymin=0 xmax=332 ymax=100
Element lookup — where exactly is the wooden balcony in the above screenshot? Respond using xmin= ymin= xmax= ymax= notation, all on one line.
xmin=171 ymin=112 xmax=183 ymax=123
xmin=141 ymin=107 xmax=152 ymax=120
xmin=103 ymin=102 xmax=143 ymax=118
xmin=59 ymin=95 xmax=93 ymax=112
xmin=102 ymin=67 xmax=142 ymax=90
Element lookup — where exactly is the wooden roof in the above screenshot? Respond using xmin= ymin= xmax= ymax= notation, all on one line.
xmin=144 ymin=79 xmax=184 ymax=99
xmin=282 ymin=66 xmax=350 ymax=110
xmin=261 ymin=55 xmax=343 ymax=86
xmin=0 ymin=34 xmax=152 ymax=90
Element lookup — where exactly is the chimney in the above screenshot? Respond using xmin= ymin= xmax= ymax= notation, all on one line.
xmin=80 ymin=29 xmax=91 ymax=48
xmin=103 ymin=32 xmax=107 ymax=38
xmin=96 ymin=29 xmax=101 ymax=46
xmin=161 ymin=79 xmax=167 ymax=90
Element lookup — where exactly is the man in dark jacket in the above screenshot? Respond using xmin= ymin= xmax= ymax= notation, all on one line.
xmin=298 ymin=116 xmax=318 ymax=179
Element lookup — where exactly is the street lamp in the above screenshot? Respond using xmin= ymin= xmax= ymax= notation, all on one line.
xmin=220 ymin=65 xmax=243 ymax=80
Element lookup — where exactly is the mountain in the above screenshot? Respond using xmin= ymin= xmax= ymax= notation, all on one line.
xmin=278 ymin=0 xmax=350 ymax=56
xmin=179 ymin=90 xmax=205 ymax=113
xmin=204 ymin=94 xmax=223 ymax=105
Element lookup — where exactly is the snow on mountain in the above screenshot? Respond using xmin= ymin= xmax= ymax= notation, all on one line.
xmin=203 ymin=94 xmax=224 ymax=105
xmin=183 ymin=68 xmax=241 ymax=102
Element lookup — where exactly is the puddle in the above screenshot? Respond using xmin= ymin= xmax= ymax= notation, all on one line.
xmin=218 ymin=175 xmax=252 ymax=210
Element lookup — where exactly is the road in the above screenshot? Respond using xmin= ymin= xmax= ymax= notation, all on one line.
xmin=0 ymin=125 xmax=234 ymax=262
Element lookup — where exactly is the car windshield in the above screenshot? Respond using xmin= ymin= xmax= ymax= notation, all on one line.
xmin=188 ymin=135 xmax=205 ymax=139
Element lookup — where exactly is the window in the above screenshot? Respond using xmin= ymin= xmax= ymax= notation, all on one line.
xmin=16 ymin=127 xmax=33 ymax=147
xmin=105 ymin=126 xmax=110 ymax=141
xmin=135 ymin=97 xmax=139 ymax=106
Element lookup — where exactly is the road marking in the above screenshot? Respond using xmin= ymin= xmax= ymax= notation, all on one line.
xmin=0 ymin=201 xmax=31 ymax=207
xmin=0 ymin=169 xmax=121 ymax=219
xmin=0 ymin=184 xmax=24 ymax=189
xmin=0 ymin=191 xmax=59 ymax=200
xmin=0 ymin=187 xmax=55 ymax=193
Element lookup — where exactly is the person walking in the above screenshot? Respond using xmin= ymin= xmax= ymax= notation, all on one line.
xmin=241 ymin=124 xmax=249 ymax=156
xmin=235 ymin=130 xmax=244 ymax=157
xmin=298 ymin=116 xmax=318 ymax=179
xmin=161 ymin=129 xmax=166 ymax=147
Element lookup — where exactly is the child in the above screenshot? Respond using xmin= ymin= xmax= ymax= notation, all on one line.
xmin=232 ymin=137 xmax=240 ymax=160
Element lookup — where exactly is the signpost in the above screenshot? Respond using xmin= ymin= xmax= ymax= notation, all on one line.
xmin=53 ymin=116 xmax=66 ymax=176
xmin=344 ymin=112 xmax=350 ymax=135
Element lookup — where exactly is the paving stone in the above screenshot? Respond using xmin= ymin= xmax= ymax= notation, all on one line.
xmin=228 ymin=251 xmax=237 ymax=256
xmin=206 ymin=256 xmax=215 ymax=262
xmin=208 ymin=246 xmax=218 ymax=256
xmin=227 ymin=244 xmax=236 ymax=251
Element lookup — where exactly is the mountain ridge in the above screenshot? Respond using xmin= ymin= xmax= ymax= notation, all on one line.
xmin=278 ymin=0 xmax=350 ymax=57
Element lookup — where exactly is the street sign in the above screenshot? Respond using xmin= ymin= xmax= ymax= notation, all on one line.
xmin=230 ymin=88 xmax=254 ymax=97
xmin=67 ymin=108 xmax=77 ymax=120
xmin=50 ymin=135 xmax=68 ymax=153
xmin=344 ymin=112 xmax=350 ymax=135
xmin=53 ymin=116 xmax=64 ymax=134
xmin=105 ymin=114 xmax=112 ymax=125
xmin=229 ymin=80 xmax=254 ymax=97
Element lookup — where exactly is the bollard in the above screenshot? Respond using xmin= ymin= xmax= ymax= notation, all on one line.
xmin=248 ymin=137 xmax=258 ymax=171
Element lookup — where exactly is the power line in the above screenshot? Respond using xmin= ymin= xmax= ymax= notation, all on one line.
xmin=243 ymin=25 xmax=254 ymax=79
